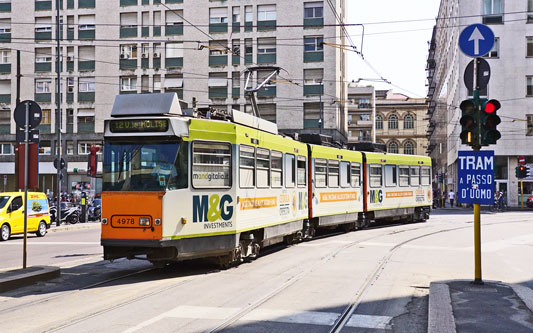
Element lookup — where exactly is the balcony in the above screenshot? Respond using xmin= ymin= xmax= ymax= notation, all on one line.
xmin=142 ymin=27 xmax=149 ymax=37
xmin=66 ymin=93 xmax=74 ymax=103
xmin=0 ymin=94 xmax=10 ymax=103
xmin=232 ymin=55 xmax=240 ymax=66
xmin=245 ymin=55 xmax=252 ymax=64
xmin=357 ymin=120 xmax=373 ymax=126
xmin=165 ymin=57 xmax=183 ymax=68
xmin=304 ymin=51 xmax=323 ymax=63
xmin=35 ymin=62 xmax=52 ymax=72
xmin=67 ymin=0 xmax=74 ymax=9
xmin=232 ymin=87 xmax=239 ymax=98
xmin=209 ymin=55 xmax=227 ymax=67
xmin=209 ymin=23 xmax=228 ymax=34
xmin=257 ymin=20 xmax=276 ymax=31
xmin=120 ymin=26 xmax=138 ymax=38
xmin=244 ymin=21 xmax=252 ymax=32
xmin=78 ymin=92 xmax=95 ymax=102
xmin=165 ymin=24 xmax=183 ymax=35
xmin=120 ymin=0 xmax=137 ymax=6
xmin=141 ymin=57 xmax=149 ymax=69
xmin=119 ymin=58 xmax=137 ymax=70
xmin=35 ymin=31 xmax=52 ymax=41
xmin=153 ymin=26 xmax=161 ymax=36
xmin=257 ymin=53 xmax=276 ymax=64
xmin=79 ymin=0 xmax=95 ymax=8
xmin=358 ymin=103 xmax=371 ymax=109
xmin=0 ymin=32 xmax=10 ymax=42
xmin=304 ymin=119 xmax=320 ymax=129
xmin=232 ymin=22 xmax=240 ymax=33
xmin=67 ymin=30 xmax=74 ymax=40
xmin=209 ymin=87 xmax=227 ymax=99
xmin=35 ymin=93 xmax=52 ymax=103
xmin=0 ymin=2 xmax=11 ymax=12
xmin=0 ymin=64 xmax=10 ymax=74
xmin=78 ymin=29 xmax=95 ymax=40
xmin=304 ymin=17 xmax=323 ymax=28
xmin=303 ymin=84 xmax=323 ymax=96
xmin=78 ymin=60 xmax=95 ymax=71
xmin=78 ymin=123 xmax=95 ymax=133
xmin=257 ymin=86 xmax=276 ymax=98
xmin=153 ymin=57 xmax=161 ymax=68
xmin=35 ymin=1 xmax=52 ymax=11
xmin=66 ymin=61 xmax=74 ymax=71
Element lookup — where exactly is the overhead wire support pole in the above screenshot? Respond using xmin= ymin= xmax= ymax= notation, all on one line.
xmin=56 ymin=0 xmax=62 ymax=226
xmin=23 ymin=102 xmax=29 ymax=269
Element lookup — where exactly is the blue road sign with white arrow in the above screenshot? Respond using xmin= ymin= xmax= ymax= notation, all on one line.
xmin=459 ymin=24 xmax=495 ymax=57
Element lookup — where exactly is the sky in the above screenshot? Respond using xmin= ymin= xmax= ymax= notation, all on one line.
xmin=345 ymin=0 xmax=441 ymax=98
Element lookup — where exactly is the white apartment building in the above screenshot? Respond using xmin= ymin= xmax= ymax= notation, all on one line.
xmin=427 ymin=0 xmax=533 ymax=207
xmin=0 ymin=0 xmax=347 ymax=193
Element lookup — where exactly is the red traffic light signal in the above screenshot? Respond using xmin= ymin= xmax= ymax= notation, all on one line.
xmin=482 ymin=99 xmax=501 ymax=114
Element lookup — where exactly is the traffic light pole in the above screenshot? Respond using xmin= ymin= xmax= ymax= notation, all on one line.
xmin=521 ymin=178 xmax=524 ymax=210
xmin=472 ymin=59 xmax=483 ymax=285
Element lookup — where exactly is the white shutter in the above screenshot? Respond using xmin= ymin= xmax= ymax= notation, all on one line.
xmin=305 ymin=2 xmax=323 ymax=8
xmin=165 ymin=43 xmax=183 ymax=58
xmin=164 ymin=77 xmax=183 ymax=88
xmin=77 ymin=109 xmax=95 ymax=117
xmin=78 ymin=46 xmax=95 ymax=60
xmin=208 ymin=78 xmax=228 ymax=87
xmin=78 ymin=15 xmax=95 ymax=25
xmin=210 ymin=7 xmax=227 ymax=18
xmin=0 ymin=80 xmax=10 ymax=94
xmin=120 ymin=13 xmax=137 ymax=25
xmin=166 ymin=11 xmax=182 ymax=24
xmin=35 ymin=17 xmax=51 ymax=28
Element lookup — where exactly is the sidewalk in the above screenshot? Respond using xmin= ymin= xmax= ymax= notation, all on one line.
xmin=48 ymin=221 xmax=101 ymax=232
xmin=428 ymin=280 xmax=533 ymax=333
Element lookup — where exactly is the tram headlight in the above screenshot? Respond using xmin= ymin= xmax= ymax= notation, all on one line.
xmin=139 ymin=217 xmax=150 ymax=226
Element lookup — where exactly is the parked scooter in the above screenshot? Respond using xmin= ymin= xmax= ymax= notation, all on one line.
xmin=50 ymin=202 xmax=80 ymax=224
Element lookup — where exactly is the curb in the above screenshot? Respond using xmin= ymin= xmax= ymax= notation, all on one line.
xmin=48 ymin=223 xmax=100 ymax=233
xmin=428 ymin=282 xmax=456 ymax=333
xmin=510 ymin=284 xmax=533 ymax=313
xmin=0 ymin=266 xmax=60 ymax=293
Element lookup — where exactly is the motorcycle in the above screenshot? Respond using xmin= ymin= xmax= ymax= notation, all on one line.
xmin=88 ymin=198 xmax=101 ymax=221
xmin=50 ymin=202 xmax=80 ymax=224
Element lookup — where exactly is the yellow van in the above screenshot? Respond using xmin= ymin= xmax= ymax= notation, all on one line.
xmin=0 ymin=192 xmax=51 ymax=241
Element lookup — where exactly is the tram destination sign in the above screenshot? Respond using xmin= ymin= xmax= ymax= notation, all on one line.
xmin=457 ymin=150 xmax=494 ymax=205
xmin=110 ymin=119 xmax=169 ymax=133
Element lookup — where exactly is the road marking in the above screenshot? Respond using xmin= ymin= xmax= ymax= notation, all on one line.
xmin=475 ymin=234 xmax=533 ymax=252
xmin=123 ymin=305 xmax=393 ymax=332
xmin=0 ymin=241 xmax=100 ymax=245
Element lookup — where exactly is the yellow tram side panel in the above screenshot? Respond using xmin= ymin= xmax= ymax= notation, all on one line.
xmin=309 ymin=145 xmax=364 ymax=218
xmin=234 ymin=124 xmax=309 ymax=233
xmin=364 ymin=152 xmax=432 ymax=212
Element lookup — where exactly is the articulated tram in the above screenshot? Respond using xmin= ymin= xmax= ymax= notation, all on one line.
xmin=101 ymin=94 xmax=431 ymax=266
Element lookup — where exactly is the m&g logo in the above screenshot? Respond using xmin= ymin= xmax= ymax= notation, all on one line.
xmin=193 ymin=194 xmax=233 ymax=222
xmin=369 ymin=189 xmax=383 ymax=204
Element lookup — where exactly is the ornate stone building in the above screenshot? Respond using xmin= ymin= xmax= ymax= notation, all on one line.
xmin=375 ymin=90 xmax=428 ymax=156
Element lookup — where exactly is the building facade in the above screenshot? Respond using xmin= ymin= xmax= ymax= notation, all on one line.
xmin=427 ymin=0 xmax=533 ymax=206
xmin=375 ymin=90 xmax=428 ymax=156
xmin=0 ymin=0 xmax=347 ymax=194
xmin=347 ymin=85 xmax=374 ymax=143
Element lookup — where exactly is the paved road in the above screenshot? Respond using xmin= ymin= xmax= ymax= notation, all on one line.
xmin=0 ymin=225 xmax=102 ymax=270
xmin=0 ymin=211 xmax=531 ymax=332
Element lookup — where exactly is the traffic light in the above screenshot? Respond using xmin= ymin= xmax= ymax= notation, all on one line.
xmin=480 ymin=99 xmax=501 ymax=145
xmin=87 ymin=145 xmax=100 ymax=177
xmin=516 ymin=165 xmax=527 ymax=179
xmin=460 ymin=99 xmax=477 ymax=145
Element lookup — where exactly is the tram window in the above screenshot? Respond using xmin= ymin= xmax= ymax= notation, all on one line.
xmin=315 ymin=158 xmax=327 ymax=188
xmin=340 ymin=161 xmax=350 ymax=188
xmin=328 ymin=159 xmax=339 ymax=188
xmin=168 ymin=141 xmax=188 ymax=190
xmin=410 ymin=166 xmax=420 ymax=186
xmin=421 ymin=166 xmax=431 ymax=185
xmin=351 ymin=163 xmax=361 ymax=187
xmin=271 ymin=150 xmax=283 ymax=187
xmin=399 ymin=166 xmax=410 ymax=187
xmin=297 ymin=156 xmax=307 ymax=187
xmin=285 ymin=153 xmax=296 ymax=188
xmin=369 ymin=164 xmax=383 ymax=187
xmin=240 ymin=145 xmax=255 ymax=188
xmin=256 ymin=147 xmax=270 ymax=188
xmin=192 ymin=142 xmax=232 ymax=188
xmin=385 ymin=165 xmax=397 ymax=187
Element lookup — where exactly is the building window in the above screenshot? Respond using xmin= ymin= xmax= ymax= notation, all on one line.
xmin=0 ymin=18 xmax=11 ymax=34
xmin=163 ymin=74 xmax=183 ymax=92
xmin=257 ymin=38 xmax=276 ymax=54
xmin=388 ymin=141 xmax=399 ymax=154
xmin=482 ymin=0 xmax=503 ymax=24
xmin=35 ymin=79 xmax=51 ymax=93
xmin=120 ymin=44 xmax=137 ymax=59
xmin=304 ymin=68 xmax=323 ymax=85
xmin=153 ymin=74 xmax=161 ymax=91
xmin=483 ymin=37 xmax=499 ymax=58
xmin=232 ymin=6 xmax=240 ymax=24
xmin=0 ymin=143 xmax=13 ymax=155
xmin=120 ymin=77 xmax=137 ymax=91
xmin=304 ymin=36 xmax=324 ymax=52
xmin=79 ymin=15 xmax=96 ymax=31
xmin=403 ymin=140 xmax=415 ymax=155
xmin=304 ymin=102 xmax=322 ymax=128
xmin=165 ymin=42 xmax=183 ymax=58
xmin=404 ymin=114 xmax=414 ymax=129
xmin=528 ymin=0 xmax=533 ymax=23
xmin=209 ymin=7 xmax=228 ymax=24
xmin=388 ymin=114 xmax=398 ymax=129
xmin=304 ymin=2 xmax=323 ymax=19
xmin=66 ymin=140 xmax=74 ymax=155
xmin=0 ymin=50 xmax=9 ymax=63
xmin=35 ymin=17 xmax=52 ymax=32
xmin=527 ymin=114 xmax=533 ymax=136
xmin=35 ymin=48 xmax=52 ymax=63
xmin=258 ymin=5 xmax=276 ymax=21
xmin=78 ymin=141 xmax=101 ymax=155
xmin=39 ymin=140 xmax=51 ymax=155
xmin=244 ymin=5 xmax=252 ymax=27
xmin=375 ymin=114 xmax=383 ymax=129
xmin=78 ymin=77 xmax=95 ymax=92
xmin=527 ymin=76 xmax=533 ymax=96
xmin=527 ymin=37 xmax=533 ymax=57
xmin=258 ymin=104 xmax=276 ymax=123
xmin=41 ymin=109 xmax=51 ymax=124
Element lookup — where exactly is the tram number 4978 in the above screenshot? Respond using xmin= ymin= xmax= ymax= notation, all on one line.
xmin=116 ymin=217 xmax=135 ymax=225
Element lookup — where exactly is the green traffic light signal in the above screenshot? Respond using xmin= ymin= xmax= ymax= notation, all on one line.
xmin=459 ymin=99 xmax=477 ymax=145
xmin=480 ymin=99 xmax=501 ymax=145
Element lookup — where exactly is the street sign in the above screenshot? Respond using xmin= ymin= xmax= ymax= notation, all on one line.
xmin=518 ymin=156 xmax=526 ymax=165
xmin=464 ymin=58 xmax=491 ymax=91
xmin=54 ymin=158 xmax=66 ymax=170
xmin=459 ymin=24 xmax=495 ymax=58
xmin=13 ymin=100 xmax=42 ymax=129
xmin=457 ymin=150 xmax=494 ymax=205
xmin=16 ymin=128 xmax=39 ymax=143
